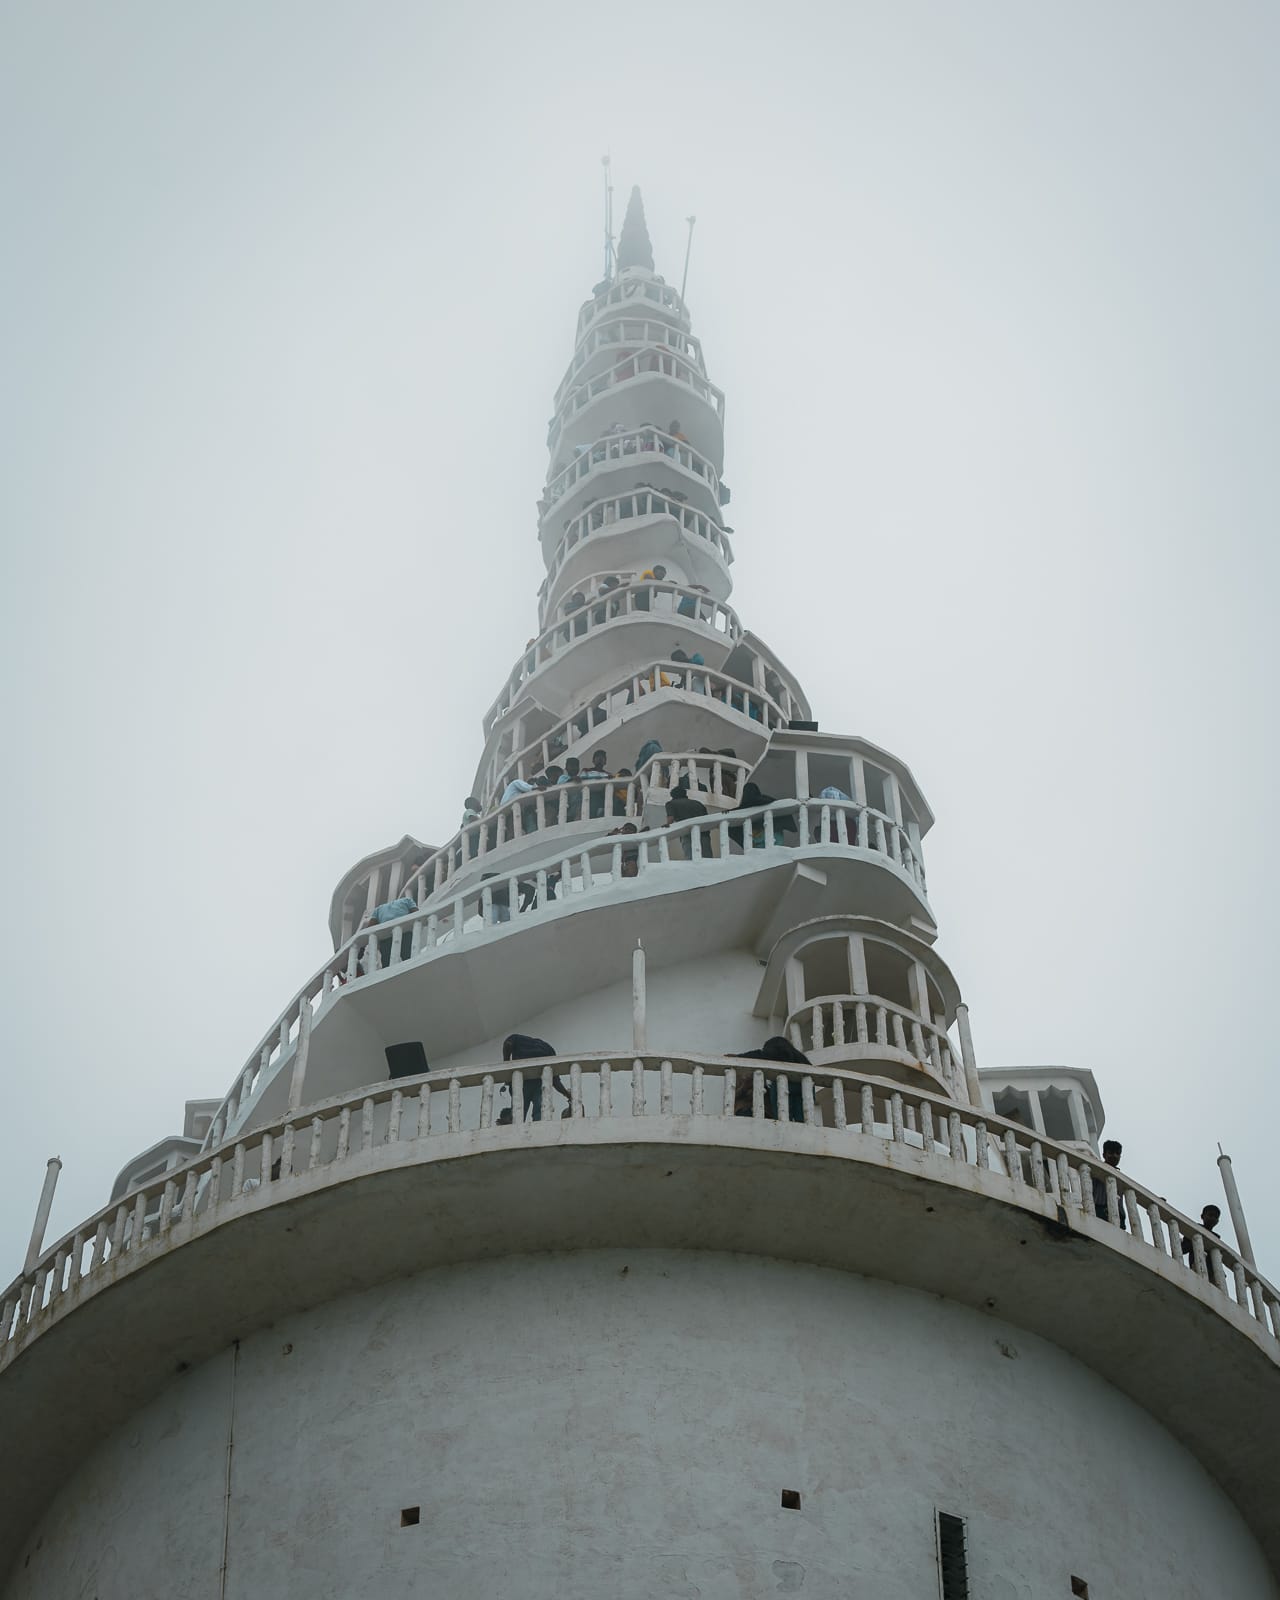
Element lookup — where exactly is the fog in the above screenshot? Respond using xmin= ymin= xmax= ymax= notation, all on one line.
xmin=2 ymin=2 xmax=1276 ymax=1282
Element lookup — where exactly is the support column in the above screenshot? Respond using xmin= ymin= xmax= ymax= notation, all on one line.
xmin=632 ymin=941 xmax=647 ymax=1052
xmin=1217 ymin=1147 xmax=1256 ymax=1267
xmin=287 ymin=998 xmax=313 ymax=1115
xmin=955 ymin=1003 xmax=983 ymax=1109
xmin=25 ymin=1158 xmax=62 ymax=1274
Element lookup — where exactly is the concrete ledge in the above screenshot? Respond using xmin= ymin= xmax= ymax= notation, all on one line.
xmin=2 ymin=1118 xmax=1278 ymax=1584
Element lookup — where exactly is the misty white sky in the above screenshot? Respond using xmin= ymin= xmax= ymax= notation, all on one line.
xmin=2 ymin=2 xmax=1277 ymax=1283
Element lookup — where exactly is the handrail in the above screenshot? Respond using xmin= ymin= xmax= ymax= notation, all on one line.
xmin=479 ymin=658 xmax=794 ymax=805
xmin=483 ymin=580 xmax=742 ymax=734
xmin=6 ymin=1055 xmax=1276 ymax=1370
xmin=537 ymin=488 xmax=732 ymax=627
xmin=553 ymin=319 xmax=705 ymax=413
xmin=786 ymin=993 xmax=960 ymax=1095
xmin=541 ymin=426 xmax=721 ymax=520
xmin=575 ymin=274 xmax=690 ymax=339
xmin=199 ymin=798 xmax=932 ymax=1151
xmin=547 ymin=349 xmax=725 ymax=453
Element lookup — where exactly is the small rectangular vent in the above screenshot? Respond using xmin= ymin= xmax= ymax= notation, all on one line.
xmin=400 ymin=1506 xmax=420 ymax=1527
xmin=936 ymin=1511 xmax=969 ymax=1600
xmin=780 ymin=1489 xmax=801 ymax=1510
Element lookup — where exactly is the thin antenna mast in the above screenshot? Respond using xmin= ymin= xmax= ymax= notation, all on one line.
xmin=680 ymin=215 xmax=697 ymax=303
xmin=602 ymin=156 xmax=615 ymax=280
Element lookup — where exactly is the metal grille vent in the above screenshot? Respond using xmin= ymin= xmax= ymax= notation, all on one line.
xmin=937 ymin=1511 xmax=969 ymax=1600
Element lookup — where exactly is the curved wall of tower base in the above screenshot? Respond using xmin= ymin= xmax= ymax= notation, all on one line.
xmin=6 ymin=1251 xmax=1275 ymax=1600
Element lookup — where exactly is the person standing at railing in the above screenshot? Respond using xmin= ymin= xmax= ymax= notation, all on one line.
xmin=502 ymin=1034 xmax=570 ymax=1122
xmin=730 ymin=1038 xmax=810 ymax=1121
xmin=612 ymin=768 xmax=634 ymax=817
xmin=632 ymin=563 xmax=667 ymax=612
xmin=1091 ymin=1140 xmax=1127 ymax=1227
xmin=666 ymin=785 xmax=708 ymax=859
xmin=361 ymin=878 xmax=422 ymax=969
xmin=587 ymin=751 xmax=611 ymax=818
xmin=1181 ymin=1206 xmax=1224 ymax=1285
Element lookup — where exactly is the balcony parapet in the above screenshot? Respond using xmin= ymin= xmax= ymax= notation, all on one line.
xmin=538 ymin=489 xmax=733 ymax=626
xmin=7 ymin=1054 xmax=1277 ymax=1378
xmin=787 ymin=994 xmax=961 ymax=1097
xmin=483 ymin=581 xmax=742 ymax=734
xmin=479 ymin=659 xmax=797 ymax=806
xmin=553 ymin=319 xmax=706 ymax=414
xmin=201 ymin=799 xmax=934 ymax=1149
xmin=574 ymin=272 xmax=690 ymax=340
xmin=411 ymin=751 xmax=755 ymax=906
xmin=541 ymin=426 xmax=722 ymax=529
xmin=547 ymin=349 xmax=725 ymax=455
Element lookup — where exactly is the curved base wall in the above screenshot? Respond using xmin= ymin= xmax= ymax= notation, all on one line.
xmin=6 ymin=1250 xmax=1275 ymax=1600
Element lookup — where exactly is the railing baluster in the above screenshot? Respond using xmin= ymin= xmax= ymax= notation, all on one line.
xmin=480 ymin=1075 xmax=494 ymax=1129
xmin=949 ymin=1113 xmax=964 ymax=1163
xmin=631 ymin=1060 xmax=645 ymax=1116
xmin=447 ymin=1079 xmax=461 ymax=1132
xmin=660 ymin=1060 xmax=673 ymax=1114
xmin=570 ymin=1063 xmax=583 ymax=1118
xmin=600 ymin=1061 xmax=612 ymax=1117
xmin=335 ymin=1109 xmax=350 ymax=1162
xmin=975 ymin=1121 xmax=989 ymax=1169
xmin=388 ymin=1090 xmax=403 ymax=1144
xmin=801 ymin=1076 xmax=816 ymax=1126
xmin=721 ymin=1067 xmax=735 ymax=1118
xmin=1004 ymin=1130 xmax=1020 ymax=1183
xmin=692 ymin=1065 xmax=704 ymax=1115
xmin=752 ymin=1069 xmax=765 ymax=1119
xmin=920 ymin=1102 xmax=935 ymax=1148
xmin=890 ymin=1093 xmax=904 ymax=1142
xmin=308 ymin=1117 xmax=323 ymax=1169
xmin=831 ymin=1079 xmax=846 ymax=1129
xmin=860 ymin=1084 xmax=874 ymax=1134
xmin=1031 ymin=1141 xmax=1046 ymax=1195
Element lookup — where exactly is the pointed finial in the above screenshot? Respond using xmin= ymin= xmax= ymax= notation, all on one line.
xmin=616 ymin=186 xmax=654 ymax=272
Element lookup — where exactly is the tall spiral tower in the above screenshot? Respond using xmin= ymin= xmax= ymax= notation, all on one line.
xmin=2 ymin=190 xmax=1277 ymax=1600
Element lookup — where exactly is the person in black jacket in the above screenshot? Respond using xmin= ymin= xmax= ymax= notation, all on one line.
xmin=730 ymin=1037 xmax=810 ymax=1122
xmin=502 ymin=1034 xmax=571 ymax=1122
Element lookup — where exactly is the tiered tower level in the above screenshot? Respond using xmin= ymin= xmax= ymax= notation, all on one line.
xmin=2 ymin=191 xmax=1278 ymax=1600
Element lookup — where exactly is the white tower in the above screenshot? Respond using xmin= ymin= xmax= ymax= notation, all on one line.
xmin=2 ymin=191 xmax=1278 ymax=1600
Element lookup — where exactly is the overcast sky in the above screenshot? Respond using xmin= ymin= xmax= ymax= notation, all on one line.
xmin=2 ymin=2 xmax=1276 ymax=1284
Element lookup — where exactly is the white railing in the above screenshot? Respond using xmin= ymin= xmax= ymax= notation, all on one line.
xmin=6 ymin=1056 xmax=1277 ymax=1371
xmin=481 ymin=658 xmax=794 ymax=803
xmin=787 ymin=994 xmax=961 ymax=1094
xmin=553 ymin=320 xmax=705 ymax=413
xmin=575 ymin=274 xmax=689 ymax=338
xmin=483 ymin=581 xmax=741 ymax=733
xmin=538 ymin=488 xmax=732 ymax=626
xmin=198 ymin=799 xmax=933 ymax=1150
xmin=541 ymin=426 xmax=722 ymax=520
xmin=548 ymin=350 xmax=725 ymax=453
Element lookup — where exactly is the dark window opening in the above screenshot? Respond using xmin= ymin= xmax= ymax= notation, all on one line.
xmin=1071 ymin=1581 xmax=1089 ymax=1598
xmin=937 ymin=1511 xmax=969 ymax=1600
xmin=400 ymin=1507 xmax=420 ymax=1528
xmin=780 ymin=1489 xmax=801 ymax=1510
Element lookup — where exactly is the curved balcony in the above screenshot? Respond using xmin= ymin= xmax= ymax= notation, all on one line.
xmin=197 ymin=797 xmax=934 ymax=1152
xmin=541 ymin=425 xmax=723 ymax=535
xmin=410 ymin=751 xmax=755 ymax=908
xmin=538 ymin=487 xmax=733 ymax=627
xmin=574 ymin=271 xmax=690 ymax=340
xmin=788 ymin=996 xmax=959 ymax=1094
xmin=5 ymin=1054 xmax=1277 ymax=1582
xmin=477 ymin=658 xmax=793 ymax=805
xmin=552 ymin=318 xmax=705 ymax=415
xmin=547 ymin=348 xmax=725 ymax=464
xmin=483 ymin=580 xmax=742 ymax=735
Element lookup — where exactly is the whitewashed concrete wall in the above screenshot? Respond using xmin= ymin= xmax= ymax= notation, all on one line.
xmin=6 ymin=1250 xmax=1275 ymax=1600
xmin=434 ymin=950 xmax=770 ymax=1074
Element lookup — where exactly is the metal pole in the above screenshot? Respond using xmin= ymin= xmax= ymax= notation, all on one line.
xmin=1217 ymin=1146 xmax=1256 ymax=1267
xmin=602 ymin=155 xmax=614 ymax=280
xmin=632 ymin=940 xmax=647 ymax=1052
xmin=679 ymin=216 xmax=697 ymax=303
xmin=955 ymin=1003 xmax=983 ymax=1109
xmin=24 ymin=1157 xmax=62 ymax=1273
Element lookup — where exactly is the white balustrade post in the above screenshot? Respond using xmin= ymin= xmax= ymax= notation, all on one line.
xmin=956 ymin=1003 xmax=983 ymax=1109
xmin=24 ymin=1157 xmax=62 ymax=1274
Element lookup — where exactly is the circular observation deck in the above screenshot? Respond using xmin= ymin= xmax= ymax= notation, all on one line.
xmin=550 ymin=316 xmax=706 ymax=418
xmin=482 ymin=582 xmax=742 ymax=734
xmin=547 ymin=349 xmax=725 ymax=471
xmin=572 ymin=269 xmax=691 ymax=343
xmin=3 ymin=1054 xmax=1277 ymax=1589
xmin=203 ymin=795 xmax=937 ymax=1154
xmin=538 ymin=490 xmax=733 ymax=628
xmin=539 ymin=425 xmax=724 ymax=552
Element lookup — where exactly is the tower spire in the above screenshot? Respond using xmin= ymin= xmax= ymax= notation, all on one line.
xmin=615 ymin=186 xmax=655 ymax=272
